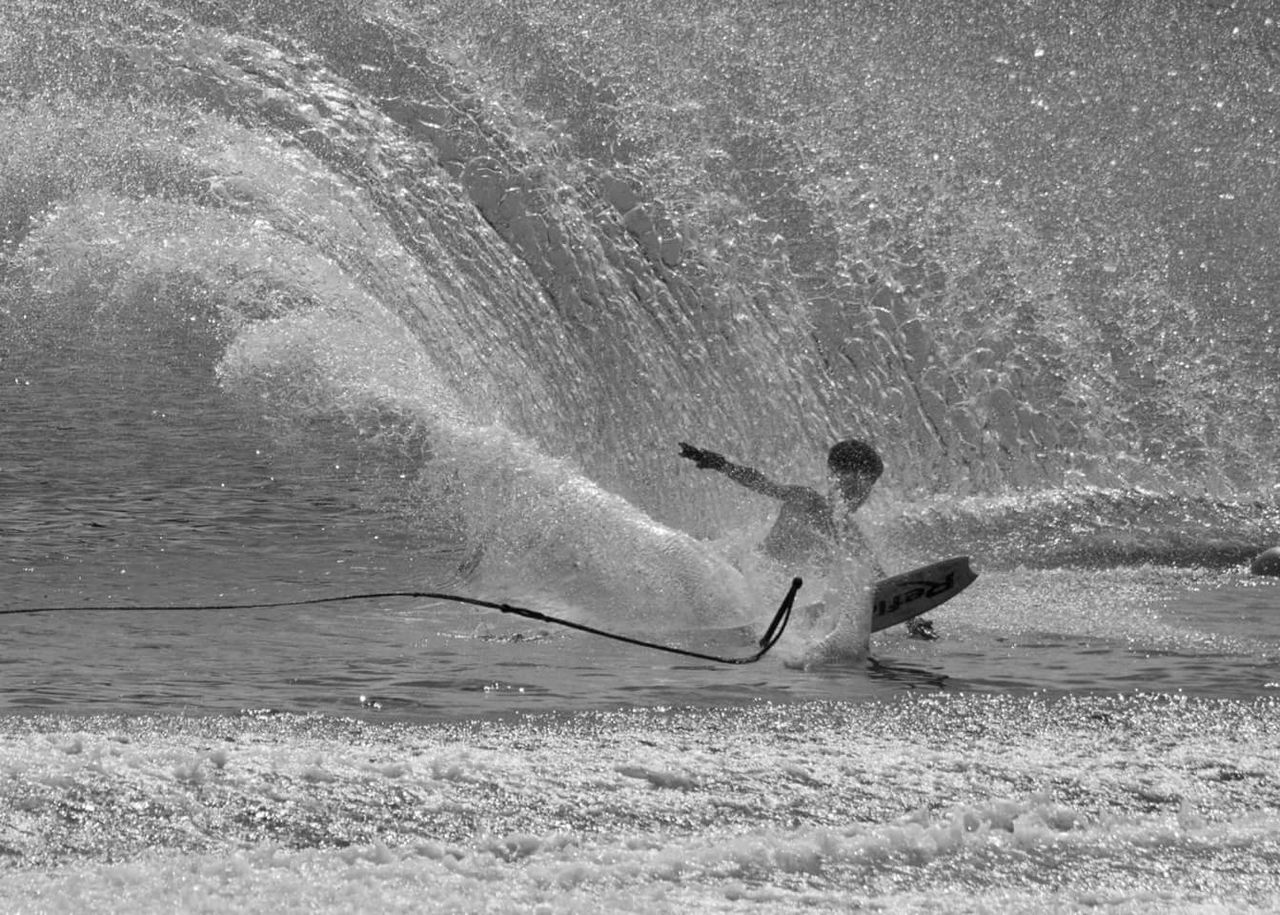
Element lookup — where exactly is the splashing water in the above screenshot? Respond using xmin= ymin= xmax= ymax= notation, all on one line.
xmin=3 ymin=4 xmax=1280 ymax=911
xmin=2 ymin=0 xmax=1277 ymax=678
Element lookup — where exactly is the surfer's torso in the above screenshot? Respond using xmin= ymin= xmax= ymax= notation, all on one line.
xmin=762 ymin=485 xmax=838 ymax=566
xmin=679 ymin=442 xmax=880 ymax=572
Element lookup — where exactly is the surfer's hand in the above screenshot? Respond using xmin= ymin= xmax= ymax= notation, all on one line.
xmin=679 ymin=442 xmax=726 ymax=470
xmin=906 ymin=618 xmax=938 ymax=641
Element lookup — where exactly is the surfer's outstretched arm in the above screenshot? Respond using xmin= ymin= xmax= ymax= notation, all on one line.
xmin=679 ymin=442 xmax=789 ymax=499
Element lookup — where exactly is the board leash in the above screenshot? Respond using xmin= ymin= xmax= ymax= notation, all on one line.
xmin=0 ymin=578 xmax=804 ymax=665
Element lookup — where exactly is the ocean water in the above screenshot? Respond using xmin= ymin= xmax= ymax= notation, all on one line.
xmin=3 ymin=0 xmax=1280 ymax=911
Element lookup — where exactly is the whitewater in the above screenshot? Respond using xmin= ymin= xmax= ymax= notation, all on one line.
xmin=2 ymin=0 xmax=1279 ymax=911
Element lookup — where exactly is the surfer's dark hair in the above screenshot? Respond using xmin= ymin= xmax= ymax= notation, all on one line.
xmin=828 ymin=438 xmax=883 ymax=478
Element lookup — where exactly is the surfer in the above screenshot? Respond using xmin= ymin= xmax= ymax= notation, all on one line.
xmin=678 ymin=439 xmax=936 ymax=643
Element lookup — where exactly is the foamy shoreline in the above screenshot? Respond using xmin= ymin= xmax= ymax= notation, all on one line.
xmin=3 ymin=695 xmax=1278 ymax=912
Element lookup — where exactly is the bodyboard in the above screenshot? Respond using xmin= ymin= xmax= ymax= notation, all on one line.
xmin=871 ymin=556 xmax=977 ymax=632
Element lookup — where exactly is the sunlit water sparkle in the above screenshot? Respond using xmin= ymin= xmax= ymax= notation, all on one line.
xmin=2 ymin=1 xmax=1279 ymax=910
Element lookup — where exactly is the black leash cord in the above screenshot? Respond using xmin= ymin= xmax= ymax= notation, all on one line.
xmin=0 ymin=579 xmax=803 ymax=665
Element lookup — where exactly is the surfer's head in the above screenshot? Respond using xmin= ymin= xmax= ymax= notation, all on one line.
xmin=827 ymin=438 xmax=882 ymax=509
xmin=828 ymin=438 xmax=882 ymax=478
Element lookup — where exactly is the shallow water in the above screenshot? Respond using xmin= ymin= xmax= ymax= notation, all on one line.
xmin=3 ymin=568 xmax=1279 ymax=721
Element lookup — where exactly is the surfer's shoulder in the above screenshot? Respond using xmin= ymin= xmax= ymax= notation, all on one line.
xmin=779 ymin=484 xmax=828 ymax=510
